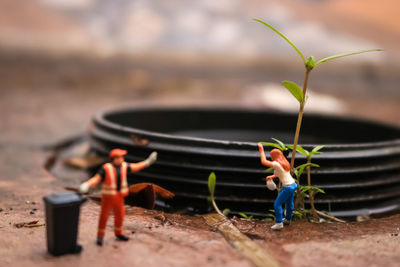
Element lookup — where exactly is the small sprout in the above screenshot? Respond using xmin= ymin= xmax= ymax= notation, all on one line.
xmin=293 ymin=209 xmax=311 ymax=220
xmin=239 ymin=213 xmax=254 ymax=219
xmin=207 ymin=172 xmax=225 ymax=217
xmin=264 ymin=209 xmax=276 ymax=221
xmin=222 ymin=209 xmax=231 ymax=216
xmin=208 ymin=172 xmax=216 ymax=199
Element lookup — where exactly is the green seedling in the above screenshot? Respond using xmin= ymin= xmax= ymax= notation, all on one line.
xmin=254 ymin=19 xmax=383 ymax=174
xmin=239 ymin=213 xmax=254 ymax=219
xmin=223 ymin=209 xmax=231 ymax=216
xmin=328 ymin=202 xmax=332 ymax=216
xmin=291 ymin=145 xmax=344 ymax=222
xmin=267 ymin=209 xmax=276 ymax=220
xmin=261 ymin=210 xmax=275 ymax=222
xmin=291 ymin=144 xmax=324 ymax=214
xmin=208 ymin=172 xmax=225 ymax=217
xmin=293 ymin=209 xmax=312 ymax=220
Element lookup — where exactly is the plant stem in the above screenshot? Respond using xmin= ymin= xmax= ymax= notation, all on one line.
xmin=315 ymin=210 xmax=346 ymax=223
xmin=306 ymin=157 xmax=317 ymax=217
xmin=290 ymin=70 xmax=310 ymax=174
xmin=212 ymin=198 xmax=225 ymax=217
xmin=305 ymin=158 xmax=345 ymax=223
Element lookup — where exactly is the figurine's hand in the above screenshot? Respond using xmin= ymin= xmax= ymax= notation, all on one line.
xmin=79 ymin=182 xmax=89 ymax=194
xmin=258 ymin=143 xmax=264 ymax=153
xmin=144 ymin=151 xmax=158 ymax=167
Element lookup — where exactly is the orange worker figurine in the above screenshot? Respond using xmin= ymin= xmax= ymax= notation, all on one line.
xmin=79 ymin=148 xmax=157 ymax=246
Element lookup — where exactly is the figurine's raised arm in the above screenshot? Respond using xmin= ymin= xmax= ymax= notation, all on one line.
xmin=79 ymin=151 xmax=158 ymax=194
xmin=129 ymin=151 xmax=157 ymax=172
xmin=79 ymin=173 xmax=101 ymax=193
xmin=258 ymin=143 xmax=273 ymax=167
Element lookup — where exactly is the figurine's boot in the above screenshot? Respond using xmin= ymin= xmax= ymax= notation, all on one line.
xmin=116 ymin=234 xmax=130 ymax=241
xmin=283 ymin=218 xmax=291 ymax=226
xmin=96 ymin=237 xmax=103 ymax=246
xmin=271 ymin=223 xmax=284 ymax=230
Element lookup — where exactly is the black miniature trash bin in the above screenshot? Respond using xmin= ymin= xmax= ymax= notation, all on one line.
xmin=43 ymin=192 xmax=87 ymax=256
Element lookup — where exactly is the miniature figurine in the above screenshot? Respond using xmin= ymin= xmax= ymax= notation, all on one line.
xmin=258 ymin=143 xmax=297 ymax=230
xmin=79 ymin=148 xmax=157 ymax=246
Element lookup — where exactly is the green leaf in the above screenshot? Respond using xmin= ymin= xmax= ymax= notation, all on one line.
xmin=315 ymin=49 xmax=384 ymax=66
xmin=282 ymin=81 xmax=304 ymax=103
xmin=301 ymin=185 xmax=325 ymax=195
xmin=311 ymin=145 xmax=326 ymax=153
xmin=239 ymin=213 xmax=253 ymax=219
xmin=239 ymin=212 xmax=247 ymax=218
xmin=295 ymin=163 xmax=320 ymax=177
xmin=271 ymin=138 xmax=286 ymax=149
xmin=208 ymin=172 xmax=216 ymax=198
xmin=287 ymin=144 xmax=309 ymax=156
xmin=260 ymin=142 xmax=283 ymax=150
xmin=309 ymin=145 xmax=326 ymax=156
xmin=301 ymin=192 xmax=309 ymax=198
xmin=265 ymin=167 xmax=274 ymax=173
xmin=222 ymin=209 xmax=231 ymax=216
xmin=296 ymin=145 xmax=309 ymax=157
xmin=314 ymin=188 xmax=325 ymax=195
xmin=253 ymin=19 xmax=305 ymax=64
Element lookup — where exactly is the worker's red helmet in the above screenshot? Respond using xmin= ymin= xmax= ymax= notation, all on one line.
xmin=109 ymin=148 xmax=127 ymax=158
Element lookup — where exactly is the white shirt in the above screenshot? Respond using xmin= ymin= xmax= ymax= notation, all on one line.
xmin=272 ymin=161 xmax=295 ymax=186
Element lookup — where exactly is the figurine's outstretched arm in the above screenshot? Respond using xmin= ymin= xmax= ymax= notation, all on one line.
xmin=130 ymin=151 xmax=158 ymax=172
xmin=266 ymin=174 xmax=276 ymax=181
xmin=79 ymin=174 xmax=101 ymax=193
xmin=258 ymin=143 xmax=273 ymax=167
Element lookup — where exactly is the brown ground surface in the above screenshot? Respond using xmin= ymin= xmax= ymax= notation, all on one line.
xmin=0 ymin=54 xmax=399 ymax=267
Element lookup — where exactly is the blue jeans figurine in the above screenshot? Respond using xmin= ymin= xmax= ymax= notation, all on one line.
xmin=274 ymin=182 xmax=298 ymax=225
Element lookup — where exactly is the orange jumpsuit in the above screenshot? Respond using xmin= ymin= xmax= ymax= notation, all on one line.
xmin=87 ymin=161 xmax=147 ymax=238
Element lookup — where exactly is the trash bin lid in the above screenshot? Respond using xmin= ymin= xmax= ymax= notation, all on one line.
xmin=43 ymin=192 xmax=85 ymax=207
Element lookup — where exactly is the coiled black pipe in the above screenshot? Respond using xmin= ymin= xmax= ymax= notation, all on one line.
xmin=89 ymin=107 xmax=400 ymax=218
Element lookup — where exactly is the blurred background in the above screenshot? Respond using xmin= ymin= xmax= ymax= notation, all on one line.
xmin=0 ymin=0 xmax=399 ymax=146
